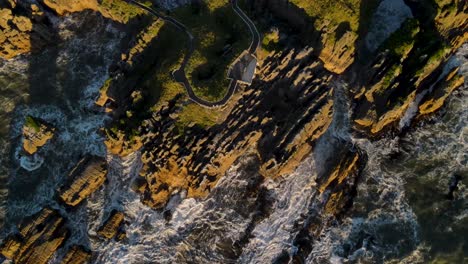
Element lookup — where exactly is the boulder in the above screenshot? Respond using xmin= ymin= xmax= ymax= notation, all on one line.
xmin=0 ymin=2 xmax=55 ymax=59
xmin=58 ymin=155 xmax=108 ymax=207
xmin=97 ymin=210 xmax=126 ymax=240
xmin=60 ymin=245 xmax=92 ymax=264
xmin=22 ymin=116 xmax=55 ymax=155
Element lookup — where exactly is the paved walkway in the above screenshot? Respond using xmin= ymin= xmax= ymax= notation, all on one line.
xmin=127 ymin=0 xmax=259 ymax=108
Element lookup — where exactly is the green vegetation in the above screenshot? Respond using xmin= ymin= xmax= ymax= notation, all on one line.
xmin=381 ymin=18 xmax=420 ymax=58
xmin=105 ymin=22 xmax=185 ymax=140
xmin=170 ymin=1 xmax=249 ymax=101
xmin=289 ymin=0 xmax=361 ymax=32
xmin=99 ymin=0 xmax=148 ymax=23
xmin=140 ymin=25 xmax=186 ymax=111
xmin=25 ymin=116 xmax=41 ymax=133
xmin=176 ymin=104 xmax=220 ymax=132
xmin=381 ymin=64 xmax=402 ymax=88
xmin=125 ymin=19 xmax=165 ymax=65
xmin=108 ymin=0 xmax=250 ymax=138
xmin=262 ymin=28 xmax=280 ymax=52
xmin=414 ymin=42 xmax=450 ymax=77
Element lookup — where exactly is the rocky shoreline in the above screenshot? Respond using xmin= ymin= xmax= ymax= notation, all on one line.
xmin=0 ymin=0 xmax=466 ymax=263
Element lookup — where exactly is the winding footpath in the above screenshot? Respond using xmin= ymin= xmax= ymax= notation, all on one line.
xmin=126 ymin=0 xmax=260 ymax=108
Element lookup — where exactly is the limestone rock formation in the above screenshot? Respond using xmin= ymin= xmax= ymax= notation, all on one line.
xmin=317 ymin=150 xmax=364 ymax=216
xmin=433 ymin=0 xmax=467 ymax=48
xmin=126 ymin=47 xmax=334 ymax=209
xmin=0 ymin=1 xmax=54 ymax=59
xmin=318 ymin=30 xmax=358 ymax=74
xmin=22 ymin=116 xmax=55 ymax=155
xmin=104 ymin=131 xmax=143 ymax=157
xmin=60 ymin=245 xmax=92 ymax=264
xmin=97 ymin=210 xmax=126 ymax=240
xmin=0 ymin=208 xmax=69 ymax=264
xmin=58 ymin=155 xmax=108 ymax=207
xmin=96 ymin=18 xmax=165 ymax=115
xmin=417 ymin=67 xmax=464 ymax=117
xmin=121 ymin=19 xmax=165 ymax=66
xmin=352 ymin=0 xmax=467 ymax=136
xmin=249 ymin=0 xmax=365 ymax=74
xmin=287 ymin=147 xmax=365 ymax=261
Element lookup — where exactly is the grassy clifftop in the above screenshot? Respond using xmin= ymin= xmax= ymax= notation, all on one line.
xmin=171 ymin=1 xmax=249 ymax=101
xmin=43 ymin=0 xmax=146 ymax=23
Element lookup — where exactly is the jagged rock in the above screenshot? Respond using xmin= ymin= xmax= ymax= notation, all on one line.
xmin=126 ymin=47 xmax=335 ymax=209
xmin=95 ymin=19 xmax=165 ymax=115
xmin=58 ymin=155 xmax=108 ymax=207
xmin=104 ymin=131 xmax=143 ymax=157
xmin=97 ymin=210 xmax=126 ymax=240
xmin=317 ymin=150 xmax=364 ymax=216
xmin=60 ymin=245 xmax=92 ymax=264
xmin=0 ymin=208 xmax=69 ymax=264
xmin=318 ymin=29 xmax=358 ymax=74
xmin=22 ymin=116 xmax=55 ymax=155
xmin=0 ymin=2 xmax=54 ymax=59
xmin=418 ymin=67 xmax=465 ymax=117
xmin=122 ymin=19 xmax=165 ymax=66
xmin=434 ymin=0 xmax=467 ymax=47
xmin=352 ymin=2 xmax=467 ymax=136
xmin=249 ymin=0 xmax=364 ymax=74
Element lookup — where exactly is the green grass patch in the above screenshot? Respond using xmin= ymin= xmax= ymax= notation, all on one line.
xmin=25 ymin=116 xmax=41 ymax=133
xmin=99 ymin=0 xmax=150 ymax=23
xmin=176 ymin=104 xmax=220 ymax=133
xmin=262 ymin=28 xmax=280 ymax=52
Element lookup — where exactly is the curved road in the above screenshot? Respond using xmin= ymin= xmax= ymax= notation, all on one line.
xmin=232 ymin=0 xmax=260 ymax=54
xmin=126 ymin=0 xmax=259 ymax=108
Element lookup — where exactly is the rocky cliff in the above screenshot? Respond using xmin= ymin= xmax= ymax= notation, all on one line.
xmin=0 ymin=0 xmax=150 ymax=61
xmin=0 ymin=1 xmax=55 ymax=59
xmin=96 ymin=0 xmax=467 ymax=211
xmin=1 ymin=0 xmax=466 ymax=262
xmin=352 ymin=0 xmax=467 ymax=136
xmin=125 ymin=47 xmax=335 ymax=208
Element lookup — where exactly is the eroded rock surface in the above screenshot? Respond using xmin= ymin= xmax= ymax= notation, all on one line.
xmin=0 ymin=208 xmax=69 ymax=264
xmin=60 ymin=245 xmax=92 ymax=264
xmin=352 ymin=0 xmax=467 ymax=136
xmin=0 ymin=1 xmax=54 ymax=59
xmin=58 ymin=155 xmax=108 ymax=207
xmin=129 ymin=47 xmax=334 ymax=208
xmin=97 ymin=210 xmax=126 ymax=240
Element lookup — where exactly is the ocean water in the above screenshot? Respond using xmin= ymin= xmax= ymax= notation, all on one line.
xmin=0 ymin=10 xmax=123 ymax=234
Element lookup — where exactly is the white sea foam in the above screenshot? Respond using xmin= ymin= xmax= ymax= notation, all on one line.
xmin=365 ymin=0 xmax=413 ymax=52
xmin=19 ymin=154 xmax=44 ymax=171
xmin=399 ymin=43 xmax=468 ymax=129
xmin=239 ymin=155 xmax=319 ymax=263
